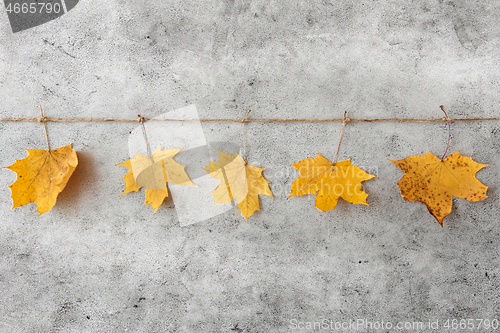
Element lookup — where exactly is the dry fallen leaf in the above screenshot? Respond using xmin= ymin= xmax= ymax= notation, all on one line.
xmin=4 ymin=144 xmax=78 ymax=215
xmin=203 ymin=150 xmax=273 ymax=220
xmin=390 ymin=152 xmax=488 ymax=226
xmin=118 ymin=147 xmax=195 ymax=212
xmin=288 ymin=154 xmax=375 ymax=211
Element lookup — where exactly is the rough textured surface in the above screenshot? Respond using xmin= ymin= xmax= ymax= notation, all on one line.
xmin=1 ymin=1 xmax=500 ymax=332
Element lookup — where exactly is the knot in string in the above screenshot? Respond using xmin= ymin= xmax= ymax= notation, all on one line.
xmin=333 ymin=111 xmax=349 ymax=164
xmin=242 ymin=110 xmax=251 ymax=123
xmin=441 ymin=116 xmax=451 ymax=122
xmin=242 ymin=110 xmax=252 ymax=162
xmin=341 ymin=111 xmax=350 ymax=124
xmin=137 ymin=114 xmax=150 ymax=156
xmin=38 ymin=105 xmax=50 ymax=150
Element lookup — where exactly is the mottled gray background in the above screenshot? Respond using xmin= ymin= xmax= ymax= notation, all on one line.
xmin=1 ymin=1 xmax=500 ymax=332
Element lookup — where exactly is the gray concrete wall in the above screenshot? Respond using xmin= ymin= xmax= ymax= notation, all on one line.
xmin=0 ymin=0 xmax=499 ymax=332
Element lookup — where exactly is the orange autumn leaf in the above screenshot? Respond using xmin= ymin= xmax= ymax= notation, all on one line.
xmin=203 ymin=150 xmax=273 ymax=220
xmin=3 ymin=144 xmax=78 ymax=215
xmin=118 ymin=147 xmax=196 ymax=212
xmin=390 ymin=152 xmax=488 ymax=226
xmin=288 ymin=154 xmax=375 ymax=211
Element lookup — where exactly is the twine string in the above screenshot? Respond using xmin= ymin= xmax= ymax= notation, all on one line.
xmin=242 ymin=110 xmax=252 ymax=163
xmin=137 ymin=114 xmax=151 ymax=156
xmin=1 ymin=117 xmax=499 ymax=123
xmin=38 ymin=105 xmax=50 ymax=151
xmin=439 ymin=105 xmax=451 ymax=161
xmin=5 ymin=109 xmax=495 ymax=154
xmin=333 ymin=111 xmax=349 ymax=164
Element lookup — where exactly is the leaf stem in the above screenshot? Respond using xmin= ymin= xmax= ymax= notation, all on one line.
xmin=138 ymin=114 xmax=151 ymax=156
xmin=242 ymin=110 xmax=251 ymax=163
xmin=440 ymin=105 xmax=451 ymax=161
xmin=39 ymin=105 xmax=50 ymax=151
xmin=333 ymin=111 xmax=349 ymax=164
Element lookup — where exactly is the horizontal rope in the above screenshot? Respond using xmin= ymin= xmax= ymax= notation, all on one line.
xmin=0 ymin=117 xmax=499 ymax=123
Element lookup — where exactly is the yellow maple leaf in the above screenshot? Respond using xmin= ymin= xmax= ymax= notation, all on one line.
xmin=117 ymin=147 xmax=195 ymax=212
xmin=288 ymin=154 xmax=375 ymax=211
xmin=389 ymin=152 xmax=488 ymax=226
xmin=203 ymin=150 xmax=273 ymax=220
xmin=4 ymin=144 xmax=78 ymax=215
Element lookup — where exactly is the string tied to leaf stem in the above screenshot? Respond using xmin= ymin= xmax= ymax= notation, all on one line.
xmin=439 ymin=105 xmax=451 ymax=161
xmin=39 ymin=105 xmax=50 ymax=151
xmin=332 ymin=111 xmax=348 ymax=164
xmin=137 ymin=114 xmax=151 ymax=156
xmin=242 ymin=110 xmax=251 ymax=163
